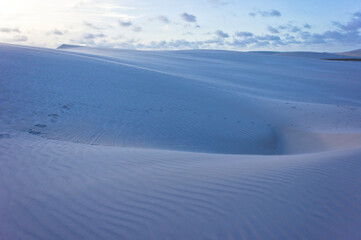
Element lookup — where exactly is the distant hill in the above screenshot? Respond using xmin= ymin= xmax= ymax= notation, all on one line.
xmin=249 ymin=51 xmax=355 ymax=59
xmin=338 ymin=49 xmax=361 ymax=57
xmin=56 ymin=44 xmax=361 ymax=60
xmin=57 ymin=44 xmax=84 ymax=49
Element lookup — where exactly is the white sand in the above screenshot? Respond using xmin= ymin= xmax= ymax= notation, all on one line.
xmin=0 ymin=43 xmax=360 ymax=239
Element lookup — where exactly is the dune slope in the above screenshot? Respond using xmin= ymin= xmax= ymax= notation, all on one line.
xmin=0 ymin=43 xmax=361 ymax=239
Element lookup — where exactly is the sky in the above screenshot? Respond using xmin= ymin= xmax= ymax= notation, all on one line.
xmin=0 ymin=0 xmax=360 ymax=52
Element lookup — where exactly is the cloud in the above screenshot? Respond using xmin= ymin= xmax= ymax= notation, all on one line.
xmin=296 ymin=13 xmax=361 ymax=46
xmin=299 ymin=11 xmax=360 ymax=45
xmin=71 ymin=38 xmax=95 ymax=46
xmin=53 ymin=29 xmax=63 ymax=35
xmin=183 ymin=32 xmax=194 ymax=36
xmin=118 ymin=20 xmax=141 ymax=32
xmin=215 ymin=30 xmax=229 ymax=38
xmin=267 ymin=26 xmax=279 ymax=34
xmin=249 ymin=9 xmax=281 ymax=17
xmin=59 ymin=10 xmax=361 ymax=51
xmin=290 ymin=26 xmax=301 ymax=32
xmin=103 ymin=11 xmax=361 ymax=50
xmin=13 ymin=35 xmax=28 ymax=42
xmin=83 ymin=33 xmax=106 ymax=39
xmin=303 ymin=23 xmax=311 ymax=29
xmin=333 ymin=11 xmax=361 ymax=32
xmin=180 ymin=13 xmax=197 ymax=22
xmin=282 ymin=34 xmax=301 ymax=44
xmin=0 ymin=28 xmax=20 ymax=33
xmin=317 ymin=30 xmax=360 ymax=44
xmin=137 ymin=39 xmax=201 ymax=50
xmin=235 ymin=31 xmax=253 ymax=38
xmin=136 ymin=34 xmax=280 ymax=50
xmin=133 ymin=26 xmax=142 ymax=32
xmin=231 ymin=38 xmax=258 ymax=47
xmin=207 ymin=0 xmax=230 ymax=6
xmin=158 ymin=15 xmax=170 ymax=24
xmin=270 ymin=23 xmax=302 ymax=33
xmin=256 ymin=35 xmax=281 ymax=41
xmin=119 ymin=20 xmax=132 ymax=27
xmin=231 ymin=33 xmax=283 ymax=48
xmin=84 ymin=22 xmax=102 ymax=30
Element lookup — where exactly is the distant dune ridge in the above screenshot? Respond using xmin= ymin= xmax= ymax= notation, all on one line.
xmin=0 ymin=43 xmax=361 ymax=239
xmin=338 ymin=48 xmax=361 ymax=57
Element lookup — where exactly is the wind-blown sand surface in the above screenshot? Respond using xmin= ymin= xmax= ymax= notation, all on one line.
xmin=1 ymin=43 xmax=361 ymax=239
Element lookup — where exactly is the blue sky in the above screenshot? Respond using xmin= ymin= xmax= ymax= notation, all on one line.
xmin=0 ymin=0 xmax=360 ymax=51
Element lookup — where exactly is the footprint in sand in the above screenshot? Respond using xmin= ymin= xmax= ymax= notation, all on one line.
xmin=48 ymin=113 xmax=59 ymax=123
xmin=62 ymin=104 xmax=71 ymax=110
xmin=0 ymin=133 xmax=10 ymax=139
xmin=28 ymin=129 xmax=41 ymax=135
xmin=34 ymin=124 xmax=47 ymax=128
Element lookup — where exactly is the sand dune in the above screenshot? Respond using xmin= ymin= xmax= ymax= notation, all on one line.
xmin=1 ymin=134 xmax=361 ymax=239
xmin=338 ymin=49 xmax=361 ymax=57
xmin=1 ymin=43 xmax=361 ymax=239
